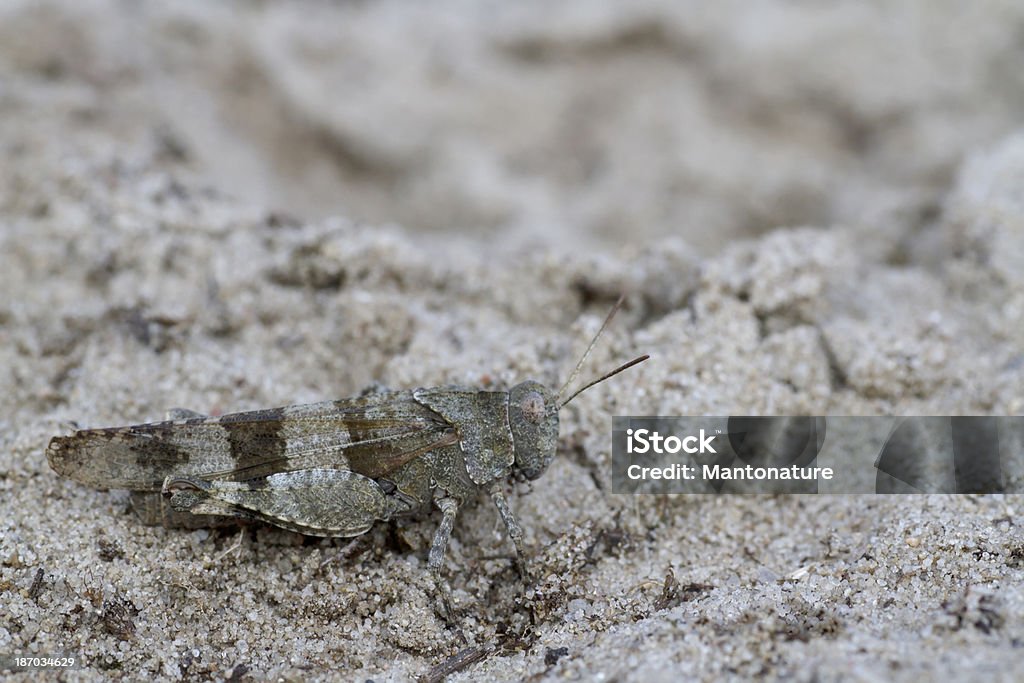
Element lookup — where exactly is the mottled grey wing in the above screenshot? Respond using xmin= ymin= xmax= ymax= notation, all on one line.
xmin=47 ymin=393 xmax=454 ymax=491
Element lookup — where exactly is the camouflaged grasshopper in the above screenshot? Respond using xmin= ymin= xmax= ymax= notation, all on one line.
xmin=46 ymin=298 xmax=646 ymax=613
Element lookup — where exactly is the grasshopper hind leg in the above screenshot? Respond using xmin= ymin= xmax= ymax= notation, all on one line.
xmin=129 ymin=492 xmax=238 ymax=530
xmin=163 ymin=469 xmax=394 ymax=537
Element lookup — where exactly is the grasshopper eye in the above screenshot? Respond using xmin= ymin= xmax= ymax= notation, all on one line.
xmin=509 ymin=381 xmax=559 ymax=480
xmin=519 ymin=391 xmax=545 ymax=424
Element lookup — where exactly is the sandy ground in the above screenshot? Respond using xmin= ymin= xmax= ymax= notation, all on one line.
xmin=2 ymin=1 xmax=1024 ymax=680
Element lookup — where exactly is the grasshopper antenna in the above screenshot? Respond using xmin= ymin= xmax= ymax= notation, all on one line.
xmin=555 ymin=295 xmax=648 ymax=410
xmin=557 ymin=354 xmax=649 ymax=410
xmin=556 ymin=295 xmax=626 ymax=403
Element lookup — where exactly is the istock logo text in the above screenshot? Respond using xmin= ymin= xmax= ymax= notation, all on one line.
xmin=626 ymin=428 xmax=717 ymax=454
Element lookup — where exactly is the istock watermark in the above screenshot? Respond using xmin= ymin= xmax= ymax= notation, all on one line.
xmin=625 ymin=428 xmax=718 ymax=454
xmin=611 ymin=416 xmax=1024 ymax=494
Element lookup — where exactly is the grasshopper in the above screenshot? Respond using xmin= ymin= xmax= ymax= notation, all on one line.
xmin=46 ymin=298 xmax=647 ymax=614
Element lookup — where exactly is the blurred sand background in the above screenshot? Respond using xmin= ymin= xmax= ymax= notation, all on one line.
xmin=1 ymin=1 xmax=1023 ymax=680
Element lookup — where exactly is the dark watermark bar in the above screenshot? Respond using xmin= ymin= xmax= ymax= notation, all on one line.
xmin=611 ymin=416 xmax=1024 ymax=494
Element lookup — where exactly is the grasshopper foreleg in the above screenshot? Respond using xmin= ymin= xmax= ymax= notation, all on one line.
xmin=489 ymin=484 xmax=532 ymax=582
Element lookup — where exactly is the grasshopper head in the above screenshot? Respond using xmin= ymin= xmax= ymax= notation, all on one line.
xmin=509 ymin=380 xmax=559 ymax=480
xmin=508 ymin=296 xmax=650 ymax=481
